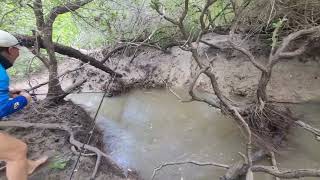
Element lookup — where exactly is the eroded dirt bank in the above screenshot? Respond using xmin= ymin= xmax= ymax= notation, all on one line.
xmin=14 ymin=33 xmax=319 ymax=103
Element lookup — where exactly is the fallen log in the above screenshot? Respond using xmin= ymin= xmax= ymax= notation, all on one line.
xmin=16 ymin=35 xmax=122 ymax=78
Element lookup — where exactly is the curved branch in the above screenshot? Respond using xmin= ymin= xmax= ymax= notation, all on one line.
xmin=152 ymin=2 xmax=178 ymax=25
xmin=152 ymin=160 xmax=229 ymax=180
xmin=33 ymin=0 xmax=45 ymax=29
xmin=188 ymin=67 xmax=221 ymax=109
xmin=179 ymin=0 xmax=190 ymax=24
xmin=200 ymin=0 xmax=217 ymax=31
xmin=47 ymin=0 xmax=93 ymax=26
xmin=251 ymin=165 xmax=320 ymax=178
xmin=228 ymin=33 xmax=267 ymax=72
xmin=275 ymin=25 xmax=320 ymax=57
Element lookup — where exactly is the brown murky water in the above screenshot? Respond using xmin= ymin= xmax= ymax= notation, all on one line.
xmin=68 ymin=90 xmax=320 ymax=180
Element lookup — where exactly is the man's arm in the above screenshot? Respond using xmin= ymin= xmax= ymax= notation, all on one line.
xmin=0 ymin=91 xmax=31 ymax=118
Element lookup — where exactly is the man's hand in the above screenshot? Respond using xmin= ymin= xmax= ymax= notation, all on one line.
xmin=10 ymin=88 xmax=32 ymax=104
xmin=9 ymin=88 xmax=22 ymax=98
xmin=19 ymin=91 xmax=32 ymax=104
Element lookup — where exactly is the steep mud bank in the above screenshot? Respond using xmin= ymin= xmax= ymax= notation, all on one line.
xmin=13 ymin=33 xmax=320 ymax=103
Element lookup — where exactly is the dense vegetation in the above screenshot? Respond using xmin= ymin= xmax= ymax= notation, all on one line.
xmin=2 ymin=0 xmax=319 ymax=77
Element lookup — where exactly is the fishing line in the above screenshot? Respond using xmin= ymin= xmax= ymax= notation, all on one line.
xmin=68 ymin=58 xmax=122 ymax=180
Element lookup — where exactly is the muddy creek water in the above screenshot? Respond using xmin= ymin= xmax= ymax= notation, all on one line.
xmin=68 ymin=90 xmax=320 ymax=180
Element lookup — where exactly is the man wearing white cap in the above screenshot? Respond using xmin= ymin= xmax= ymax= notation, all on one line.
xmin=0 ymin=30 xmax=47 ymax=180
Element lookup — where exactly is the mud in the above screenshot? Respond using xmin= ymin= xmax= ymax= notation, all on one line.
xmin=0 ymin=100 xmax=137 ymax=180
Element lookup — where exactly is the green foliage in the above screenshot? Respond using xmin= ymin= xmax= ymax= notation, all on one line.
xmin=49 ymin=158 xmax=69 ymax=170
xmin=53 ymin=13 xmax=79 ymax=45
xmin=271 ymin=18 xmax=287 ymax=48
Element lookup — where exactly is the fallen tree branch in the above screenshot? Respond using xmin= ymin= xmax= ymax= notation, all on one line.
xmin=16 ymin=35 xmax=122 ymax=78
xmin=151 ymin=160 xmax=229 ymax=180
xmin=0 ymin=121 xmax=126 ymax=179
xmin=251 ymin=165 xmax=320 ymax=178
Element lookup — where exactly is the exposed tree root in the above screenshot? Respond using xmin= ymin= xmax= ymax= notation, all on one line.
xmin=242 ymin=103 xmax=296 ymax=150
xmin=0 ymin=121 xmax=126 ymax=179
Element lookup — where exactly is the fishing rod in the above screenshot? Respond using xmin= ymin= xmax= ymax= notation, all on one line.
xmin=28 ymin=91 xmax=109 ymax=96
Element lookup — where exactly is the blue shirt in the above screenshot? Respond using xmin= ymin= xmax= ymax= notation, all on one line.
xmin=0 ymin=64 xmax=28 ymax=118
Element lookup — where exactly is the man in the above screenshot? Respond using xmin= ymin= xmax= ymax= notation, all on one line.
xmin=0 ymin=30 xmax=47 ymax=180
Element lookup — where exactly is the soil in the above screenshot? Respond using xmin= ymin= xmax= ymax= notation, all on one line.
xmin=6 ymin=33 xmax=320 ymax=179
xmin=0 ymin=100 xmax=138 ymax=180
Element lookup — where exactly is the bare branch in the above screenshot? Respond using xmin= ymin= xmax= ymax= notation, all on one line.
xmin=251 ymin=165 xmax=320 ymax=178
xmin=151 ymin=160 xmax=229 ymax=180
xmin=188 ymin=67 xmax=221 ymax=109
xmin=179 ymin=0 xmax=190 ymax=25
xmin=33 ymin=0 xmax=45 ymax=29
xmin=151 ymin=2 xmax=178 ymax=25
xmin=47 ymin=0 xmax=94 ymax=26
xmin=0 ymin=7 xmax=21 ymax=26
xmin=276 ymin=25 xmax=320 ymax=56
xmin=278 ymin=45 xmax=307 ymax=59
xmin=229 ymin=29 xmax=267 ymax=72
xmin=200 ymin=0 xmax=217 ymax=31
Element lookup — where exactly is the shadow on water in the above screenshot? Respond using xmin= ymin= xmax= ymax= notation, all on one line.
xmin=68 ymin=90 xmax=320 ymax=180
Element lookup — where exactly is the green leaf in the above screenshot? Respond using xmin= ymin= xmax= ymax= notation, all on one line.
xmin=49 ymin=159 xmax=69 ymax=170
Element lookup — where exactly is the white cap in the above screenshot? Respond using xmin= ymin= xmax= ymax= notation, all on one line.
xmin=0 ymin=30 xmax=20 ymax=47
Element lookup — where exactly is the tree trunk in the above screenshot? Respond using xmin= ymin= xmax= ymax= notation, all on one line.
xmin=257 ymin=71 xmax=271 ymax=102
xmin=43 ymin=27 xmax=64 ymax=97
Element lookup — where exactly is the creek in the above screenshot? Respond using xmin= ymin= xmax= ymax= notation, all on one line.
xmin=68 ymin=90 xmax=320 ymax=180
